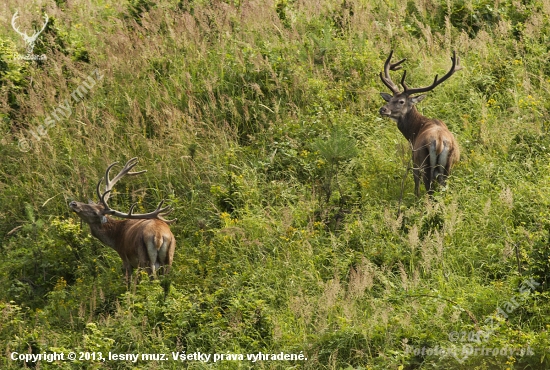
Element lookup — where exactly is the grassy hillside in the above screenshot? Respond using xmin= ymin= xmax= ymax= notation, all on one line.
xmin=1 ymin=0 xmax=550 ymax=368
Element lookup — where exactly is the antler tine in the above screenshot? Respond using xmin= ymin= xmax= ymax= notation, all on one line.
xmin=107 ymin=157 xmax=146 ymax=183
xmin=11 ymin=11 xmax=28 ymax=38
xmin=96 ymin=158 xmax=147 ymax=204
xmin=96 ymin=157 xmax=176 ymax=223
xmin=402 ymin=50 xmax=462 ymax=95
xmin=99 ymin=189 xmax=113 ymax=207
xmin=103 ymin=198 xmax=177 ymax=224
xmin=96 ymin=177 xmax=104 ymax=202
xmin=380 ymin=50 xmax=407 ymax=94
xmin=98 ymin=161 xmax=119 ymax=203
xmin=400 ymin=70 xmax=408 ymax=91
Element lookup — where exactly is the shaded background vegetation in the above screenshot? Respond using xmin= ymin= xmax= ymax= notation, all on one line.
xmin=1 ymin=0 xmax=550 ymax=368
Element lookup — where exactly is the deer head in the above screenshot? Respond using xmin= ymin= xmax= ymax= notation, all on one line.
xmin=379 ymin=50 xmax=462 ymax=123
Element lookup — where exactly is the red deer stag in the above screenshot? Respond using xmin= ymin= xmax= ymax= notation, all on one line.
xmin=69 ymin=158 xmax=176 ymax=281
xmin=379 ymin=50 xmax=461 ymax=196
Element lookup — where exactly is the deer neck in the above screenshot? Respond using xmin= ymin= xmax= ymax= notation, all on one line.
xmin=397 ymin=106 xmax=429 ymax=143
xmin=87 ymin=217 xmax=125 ymax=251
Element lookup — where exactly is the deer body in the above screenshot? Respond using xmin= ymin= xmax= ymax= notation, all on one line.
xmin=379 ymin=51 xmax=461 ymax=196
xmin=69 ymin=158 xmax=176 ymax=280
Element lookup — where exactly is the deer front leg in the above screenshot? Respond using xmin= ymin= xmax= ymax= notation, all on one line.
xmin=122 ymin=260 xmax=133 ymax=285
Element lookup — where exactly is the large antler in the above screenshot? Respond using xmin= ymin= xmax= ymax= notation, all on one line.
xmin=401 ymin=51 xmax=462 ymax=95
xmin=96 ymin=157 xmax=146 ymax=202
xmin=379 ymin=50 xmax=407 ymax=94
xmin=11 ymin=11 xmax=49 ymax=44
xmin=96 ymin=158 xmax=176 ymax=224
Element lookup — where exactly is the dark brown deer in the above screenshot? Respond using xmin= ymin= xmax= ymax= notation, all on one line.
xmin=69 ymin=158 xmax=176 ymax=281
xmin=379 ymin=50 xmax=461 ymax=196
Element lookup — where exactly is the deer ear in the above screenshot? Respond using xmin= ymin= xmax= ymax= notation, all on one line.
xmin=95 ymin=209 xmax=108 ymax=223
xmin=380 ymin=93 xmax=392 ymax=102
xmin=410 ymin=94 xmax=427 ymax=104
xmin=88 ymin=199 xmax=94 ymax=204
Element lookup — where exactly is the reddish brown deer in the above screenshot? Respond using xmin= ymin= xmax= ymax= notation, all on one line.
xmin=379 ymin=50 xmax=461 ymax=196
xmin=69 ymin=158 xmax=176 ymax=281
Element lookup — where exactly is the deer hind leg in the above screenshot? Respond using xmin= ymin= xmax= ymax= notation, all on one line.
xmin=145 ymin=236 xmax=160 ymax=278
xmin=436 ymin=141 xmax=450 ymax=186
xmin=156 ymin=236 xmax=170 ymax=276
xmin=413 ymin=149 xmax=430 ymax=197
xmin=425 ymin=141 xmax=438 ymax=194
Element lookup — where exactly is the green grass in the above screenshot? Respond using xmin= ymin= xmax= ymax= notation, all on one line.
xmin=1 ymin=0 xmax=550 ymax=369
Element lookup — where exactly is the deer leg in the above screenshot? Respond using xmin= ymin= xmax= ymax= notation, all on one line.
xmin=145 ymin=236 xmax=160 ymax=279
xmin=423 ymin=170 xmax=433 ymax=195
xmin=165 ymin=238 xmax=176 ymax=275
xmin=427 ymin=141 xmax=438 ymax=194
xmin=413 ymin=167 xmax=421 ymax=197
xmin=156 ymin=236 xmax=170 ymax=276
xmin=436 ymin=141 xmax=450 ymax=186
xmin=122 ymin=260 xmax=133 ymax=286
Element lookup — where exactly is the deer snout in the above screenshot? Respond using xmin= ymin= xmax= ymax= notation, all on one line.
xmin=69 ymin=201 xmax=78 ymax=211
xmin=379 ymin=106 xmax=390 ymax=116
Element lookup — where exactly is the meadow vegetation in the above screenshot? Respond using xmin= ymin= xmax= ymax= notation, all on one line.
xmin=1 ymin=0 xmax=550 ymax=368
